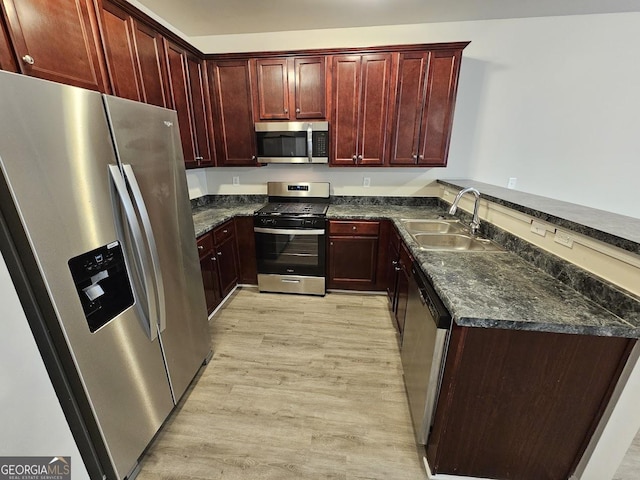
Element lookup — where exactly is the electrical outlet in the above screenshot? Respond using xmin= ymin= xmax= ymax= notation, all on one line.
xmin=530 ymin=220 xmax=547 ymax=237
xmin=232 ymin=176 xmax=240 ymax=186
xmin=363 ymin=177 xmax=371 ymax=187
xmin=554 ymin=230 xmax=575 ymax=248
xmin=507 ymin=177 xmax=517 ymax=189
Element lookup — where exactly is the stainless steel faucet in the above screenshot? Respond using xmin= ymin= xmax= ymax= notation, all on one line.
xmin=448 ymin=187 xmax=482 ymax=235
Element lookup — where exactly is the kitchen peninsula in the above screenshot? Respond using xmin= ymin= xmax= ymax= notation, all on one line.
xmin=192 ymin=180 xmax=640 ymax=480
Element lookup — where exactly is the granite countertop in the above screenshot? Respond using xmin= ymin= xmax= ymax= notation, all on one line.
xmin=192 ymin=202 xmax=640 ymax=339
xmin=439 ymin=179 xmax=640 ymax=255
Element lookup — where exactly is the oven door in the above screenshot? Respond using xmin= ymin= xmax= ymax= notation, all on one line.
xmin=254 ymin=226 xmax=326 ymax=277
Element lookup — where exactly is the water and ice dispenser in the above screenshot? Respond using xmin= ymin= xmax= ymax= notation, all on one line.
xmin=68 ymin=241 xmax=134 ymax=332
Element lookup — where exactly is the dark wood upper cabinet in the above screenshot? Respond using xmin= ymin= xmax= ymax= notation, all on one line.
xmin=186 ymin=53 xmax=214 ymax=167
xmin=294 ymin=56 xmax=327 ymax=119
xmin=331 ymin=53 xmax=392 ymax=166
xmin=165 ymin=41 xmax=197 ymax=167
xmin=0 ymin=12 xmax=17 ymax=72
xmin=390 ymin=49 xmax=463 ymax=167
xmin=1 ymin=0 xmax=108 ymax=91
xmin=131 ymin=19 xmax=169 ymax=108
xmin=99 ymin=1 xmax=141 ymax=101
xmin=209 ymin=60 xmax=257 ymax=166
xmin=254 ymin=56 xmax=327 ymax=120
xmin=164 ymin=41 xmax=214 ymax=168
xmin=254 ymin=58 xmax=289 ymax=120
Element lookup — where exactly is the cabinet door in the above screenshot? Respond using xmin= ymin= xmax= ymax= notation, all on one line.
xmin=215 ymin=235 xmax=239 ymax=298
xmin=294 ymin=56 xmax=326 ymax=119
xmin=418 ymin=49 xmax=462 ymax=167
xmin=390 ymin=52 xmax=428 ymax=166
xmin=99 ymin=2 xmax=141 ymax=101
xmin=357 ymin=53 xmax=392 ymax=166
xmin=186 ymin=53 xmax=214 ymax=166
xmin=328 ymin=236 xmax=378 ymax=290
xmin=255 ymin=57 xmax=289 ymax=120
xmin=164 ymin=41 xmax=197 ymax=167
xmin=2 ymin=0 xmax=107 ymax=91
xmin=331 ymin=55 xmax=361 ymax=166
xmin=200 ymin=254 xmax=221 ymax=314
xmin=235 ymin=216 xmax=257 ymax=285
xmin=385 ymin=234 xmax=400 ymax=308
xmin=0 ymin=14 xmax=17 ymax=72
xmin=331 ymin=54 xmax=391 ymax=166
xmin=132 ymin=20 xmax=169 ymax=108
xmin=209 ymin=60 xmax=257 ymax=166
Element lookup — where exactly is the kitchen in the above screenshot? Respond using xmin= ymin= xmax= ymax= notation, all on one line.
xmin=1 ymin=1 xmax=640 ymax=480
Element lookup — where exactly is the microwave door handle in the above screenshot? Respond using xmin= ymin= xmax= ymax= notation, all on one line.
xmin=307 ymin=123 xmax=313 ymax=163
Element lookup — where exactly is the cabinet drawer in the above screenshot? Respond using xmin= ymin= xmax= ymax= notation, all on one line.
xmin=213 ymin=221 xmax=235 ymax=244
xmin=196 ymin=232 xmax=213 ymax=257
xmin=330 ymin=220 xmax=380 ymax=236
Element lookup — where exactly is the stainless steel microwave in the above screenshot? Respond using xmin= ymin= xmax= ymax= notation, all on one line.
xmin=255 ymin=121 xmax=329 ymax=164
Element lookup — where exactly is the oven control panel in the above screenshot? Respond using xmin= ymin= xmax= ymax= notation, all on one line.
xmin=254 ymin=216 xmax=326 ymax=229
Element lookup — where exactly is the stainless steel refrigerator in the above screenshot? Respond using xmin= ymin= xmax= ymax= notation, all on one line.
xmin=0 ymin=71 xmax=211 ymax=479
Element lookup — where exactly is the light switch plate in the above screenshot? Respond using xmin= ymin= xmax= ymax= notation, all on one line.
xmin=507 ymin=177 xmax=517 ymax=189
xmin=530 ymin=220 xmax=547 ymax=237
xmin=232 ymin=176 xmax=240 ymax=186
xmin=363 ymin=177 xmax=371 ymax=187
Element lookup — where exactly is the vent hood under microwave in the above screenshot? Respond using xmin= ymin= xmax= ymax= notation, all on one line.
xmin=255 ymin=121 xmax=329 ymax=164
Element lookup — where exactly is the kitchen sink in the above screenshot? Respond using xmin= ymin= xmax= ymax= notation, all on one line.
xmin=413 ymin=233 xmax=504 ymax=252
xmin=400 ymin=219 xmax=467 ymax=234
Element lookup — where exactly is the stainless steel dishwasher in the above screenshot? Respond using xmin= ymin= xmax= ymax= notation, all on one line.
xmin=401 ymin=261 xmax=452 ymax=445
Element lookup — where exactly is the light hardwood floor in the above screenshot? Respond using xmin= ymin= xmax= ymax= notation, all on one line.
xmin=136 ymin=287 xmax=427 ymax=480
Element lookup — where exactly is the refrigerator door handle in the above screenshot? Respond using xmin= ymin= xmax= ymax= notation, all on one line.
xmin=122 ymin=164 xmax=167 ymax=334
xmin=108 ymin=165 xmax=159 ymax=341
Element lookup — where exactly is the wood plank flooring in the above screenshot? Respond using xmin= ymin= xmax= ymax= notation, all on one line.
xmin=136 ymin=287 xmax=427 ymax=480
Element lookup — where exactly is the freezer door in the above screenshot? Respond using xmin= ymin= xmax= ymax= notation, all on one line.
xmin=103 ymin=95 xmax=211 ymax=402
xmin=0 ymin=71 xmax=174 ymax=479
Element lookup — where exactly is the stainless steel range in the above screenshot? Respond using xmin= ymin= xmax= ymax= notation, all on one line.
xmin=254 ymin=182 xmax=330 ymax=295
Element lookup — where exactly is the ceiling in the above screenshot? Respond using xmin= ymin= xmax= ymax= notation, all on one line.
xmin=135 ymin=0 xmax=640 ymax=37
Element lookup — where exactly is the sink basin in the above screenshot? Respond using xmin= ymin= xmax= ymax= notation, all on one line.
xmin=400 ymin=219 xmax=467 ymax=234
xmin=413 ymin=233 xmax=504 ymax=252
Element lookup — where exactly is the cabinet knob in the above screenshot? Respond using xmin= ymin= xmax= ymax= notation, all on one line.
xmin=352 ymin=155 xmax=357 ymax=161
xmin=284 ymin=108 xmax=288 ymax=114
xmin=211 ymin=256 xmax=216 ymax=261
xmin=418 ymin=155 xmax=424 ymax=160
xmin=412 ymin=154 xmax=418 ymax=160
xmin=395 ymin=266 xmax=402 ymax=272
xmin=222 ymin=229 xmax=228 ymax=234
xmin=195 ymin=156 xmax=203 ymax=161
xmin=197 ymin=245 xmax=204 ymax=250
xmin=352 ymin=226 xmax=357 ymax=231
xmin=252 ymin=155 xmax=257 ymax=161
xmin=357 ymin=155 xmax=363 ymax=161
xmin=22 ymin=54 xmax=35 ymax=65
xmin=217 ymin=251 xmax=222 ymax=256
xmin=295 ymin=108 xmax=300 ymax=113
xmin=392 ymin=260 xmax=398 ymax=266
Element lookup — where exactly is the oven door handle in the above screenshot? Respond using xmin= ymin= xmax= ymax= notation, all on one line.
xmin=254 ymin=227 xmax=325 ymax=236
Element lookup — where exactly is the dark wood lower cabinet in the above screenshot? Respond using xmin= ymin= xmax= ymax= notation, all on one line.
xmin=197 ymin=232 xmax=221 ymax=314
xmin=328 ymin=220 xmax=380 ymax=290
xmin=197 ymin=220 xmax=242 ymax=313
xmin=235 ymin=216 xmax=257 ymax=284
xmin=199 ymin=250 xmax=221 ymax=315
xmin=427 ymin=325 xmax=636 ymax=480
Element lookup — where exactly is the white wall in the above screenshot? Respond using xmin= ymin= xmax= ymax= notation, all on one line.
xmin=0 ymin=252 xmax=89 ymax=479
xmin=187 ymin=13 xmax=640 ymax=219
